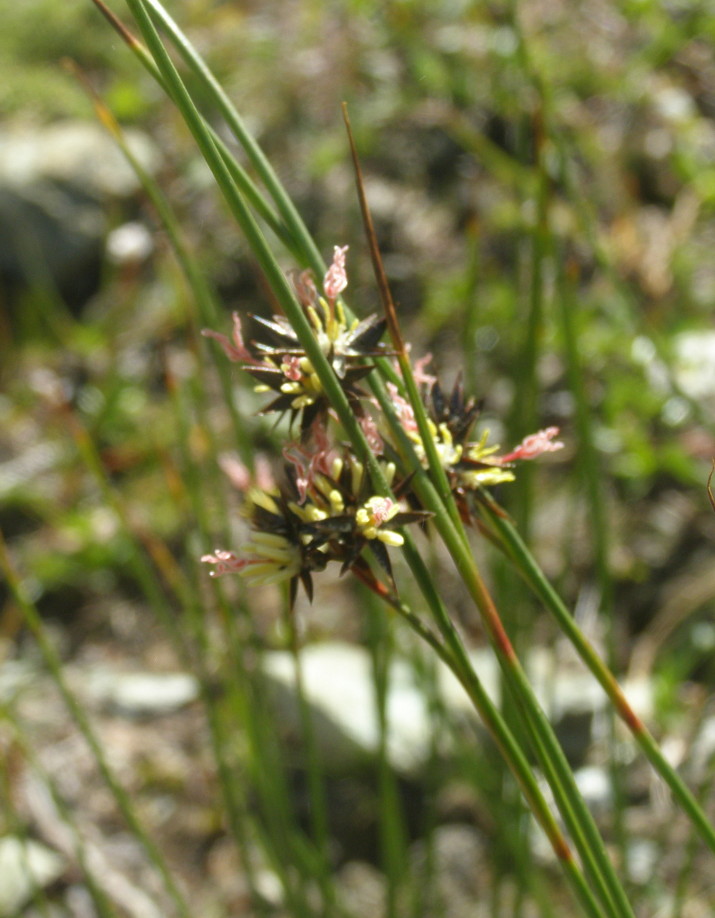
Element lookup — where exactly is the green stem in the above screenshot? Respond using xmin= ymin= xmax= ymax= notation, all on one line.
xmin=365 ymin=576 xmax=607 ymax=918
xmin=365 ymin=391 xmax=633 ymax=916
xmin=363 ymin=594 xmax=409 ymax=918
xmin=428 ymin=521 xmax=634 ymax=918
xmin=284 ymin=593 xmax=336 ymax=916
xmin=479 ymin=494 xmax=715 ymax=858
xmin=380 ymin=422 xmax=630 ymax=915
xmin=140 ymin=0 xmax=326 ymax=275
xmin=90 ymin=0 xmax=295 ymax=254
xmin=0 ymin=530 xmax=193 ymax=918
xmin=556 ymin=254 xmax=626 ymax=865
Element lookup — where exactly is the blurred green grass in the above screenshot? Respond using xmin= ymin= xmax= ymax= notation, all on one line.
xmin=2 ymin=1 xmax=715 ymax=915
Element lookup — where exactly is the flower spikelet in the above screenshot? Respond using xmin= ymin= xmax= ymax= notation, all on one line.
xmin=356 ymin=496 xmax=404 ymax=546
xmin=202 ymin=441 xmax=430 ymax=603
xmin=381 ymin=359 xmax=564 ymax=525
xmin=202 ymin=245 xmax=392 ymax=435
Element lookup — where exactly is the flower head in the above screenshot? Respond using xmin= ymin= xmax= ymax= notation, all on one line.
xmin=202 ymin=484 xmax=330 ymax=603
xmin=382 ymin=361 xmax=564 ymax=524
xmin=203 ymin=245 xmax=391 ymax=436
xmin=201 ymin=248 xmax=565 ymax=605
xmin=203 ymin=443 xmax=429 ymax=603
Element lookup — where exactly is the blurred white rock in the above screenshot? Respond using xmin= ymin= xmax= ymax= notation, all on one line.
xmin=0 ymin=836 xmax=65 ymax=917
xmin=106 ymin=221 xmax=155 ymax=266
xmin=261 ymin=641 xmax=644 ymax=777
xmin=84 ymin=670 xmax=199 ymax=717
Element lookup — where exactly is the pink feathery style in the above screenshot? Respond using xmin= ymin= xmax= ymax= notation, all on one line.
xmin=499 ymin=427 xmax=564 ymax=463
xmin=322 ymin=245 xmax=349 ymax=302
xmin=200 ymin=549 xmax=252 ymax=577
xmin=282 ymin=420 xmax=335 ymax=502
xmin=201 ymin=311 xmax=256 ymax=364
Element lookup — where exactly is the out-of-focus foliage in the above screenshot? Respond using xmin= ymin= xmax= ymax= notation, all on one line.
xmin=3 ymin=3 xmax=715 ymax=914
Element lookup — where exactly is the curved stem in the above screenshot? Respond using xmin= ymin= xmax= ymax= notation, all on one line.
xmin=480 ymin=495 xmax=715 ymax=857
xmin=353 ymin=565 xmax=607 ymax=918
xmin=141 ymin=0 xmax=326 ymax=276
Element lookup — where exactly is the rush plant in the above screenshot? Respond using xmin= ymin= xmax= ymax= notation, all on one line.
xmin=86 ymin=1 xmax=715 ymax=913
xmin=2 ymin=2 xmax=713 ymax=917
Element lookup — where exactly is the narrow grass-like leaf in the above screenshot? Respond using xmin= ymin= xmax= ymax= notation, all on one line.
xmin=478 ymin=492 xmax=715 ymax=857
xmin=0 ymin=530 xmax=193 ymax=918
xmin=0 ymin=707 xmax=120 ymax=918
xmin=89 ymin=0 xmax=296 ymax=256
xmin=139 ymin=0 xmax=326 ymax=276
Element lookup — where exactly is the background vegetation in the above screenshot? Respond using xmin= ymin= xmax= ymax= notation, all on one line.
xmin=2 ymin=1 xmax=715 ymax=916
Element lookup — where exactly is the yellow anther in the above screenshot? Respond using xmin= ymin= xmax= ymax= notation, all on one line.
xmin=376 ymin=530 xmax=404 ymax=547
xmin=291 ymin=394 xmax=315 ymax=409
xmin=351 ymin=460 xmax=364 ymax=497
xmin=331 ymin=457 xmax=344 ymax=480
xmin=307 ymin=304 xmax=323 ymax=334
xmin=328 ymin=490 xmax=344 ymax=512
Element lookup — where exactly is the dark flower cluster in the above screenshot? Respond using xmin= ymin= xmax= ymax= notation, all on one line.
xmin=202 ymin=245 xmax=391 ymax=437
xmin=202 ymin=440 xmax=428 ymax=605
xmin=202 ymin=246 xmax=563 ymax=602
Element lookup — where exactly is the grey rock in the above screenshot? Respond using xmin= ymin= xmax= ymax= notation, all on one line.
xmin=263 ymin=642 xmax=449 ymax=776
xmin=685 ymin=714 xmax=715 ymax=780
xmin=626 ymin=837 xmax=659 ymax=885
xmin=262 ymin=641 xmax=652 ymax=780
xmin=335 ymin=861 xmax=386 ymax=918
xmin=0 ymin=121 xmax=159 ymax=310
xmin=573 ymin=765 xmax=613 ymax=812
xmin=0 ymin=181 xmax=104 ymax=306
xmin=83 ymin=670 xmax=200 ymax=717
xmin=407 ymin=825 xmax=487 ymax=918
xmin=0 ymin=122 xmax=159 ymax=198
